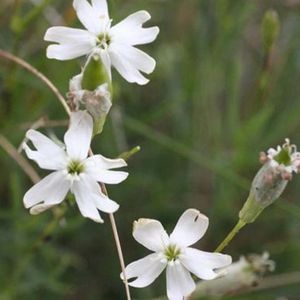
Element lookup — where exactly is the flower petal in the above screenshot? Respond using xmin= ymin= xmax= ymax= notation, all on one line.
xmin=64 ymin=111 xmax=93 ymax=160
xmin=84 ymin=154 xmax=128 ymax=184
xmin=123 ymin=253 xmax=166 ymax=288
xmin=166 ymin=263 xmax=196 ymax=300
xmin=23 ymin=129 xmax=67 ymax=170
xmin=44 ymin=26 xmax=96 ymax=45
xmin=109 ymin=44 xmax=149 ymax=85
xmin=72 ymin=174 xmax=119 ymax=222
xmin=110 ymin=10 xmax=159 ymax=45
xmin=180 ymin=248 xmax=232 ymax=280
xmin=85 ymin=154 xmax=127 ymax=169
xmin=97 ymin=48 xmax=112 ymax=80
xmin=23 ymin=171 xmax=70 ymax=210
xmin=73 ymin=0 xmax=102 ymax=34
xmin=86 ymin=169 xmax=128 ymax=184
xmin=46 ymin=44 xmax=93 ymax=60
xmin=94 ymin=195 xmax=119 ymax=213
xmin=91 ymin=0 xmax=109 ymax=19
xmin=110 ymin=43 xmax=156 ymax=74
xmin=133 ymin=219 xmax=169 ymax=252
xmin=30 ymin=203 xmax=57 ymax=215
xmin=170 ymin=209 xmax=209 ymax=247
xmin=72 ymin=180 xmax=104 ymax=223
xmin=80 ymin=174 xmax=120 ymax=213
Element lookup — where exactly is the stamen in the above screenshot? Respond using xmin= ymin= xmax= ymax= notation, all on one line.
xmin=164 ymin=244 xmax=181 ymax=262
xmin=67 ymin=160 xmax=84 ymax=175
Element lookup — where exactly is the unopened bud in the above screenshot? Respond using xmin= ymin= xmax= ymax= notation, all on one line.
xmin=262 ymin=9 xmax=280 ymax=54
xmin=82 ymin=53 xmax=112 ymax=93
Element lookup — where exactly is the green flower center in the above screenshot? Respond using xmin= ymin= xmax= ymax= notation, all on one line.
xmin=164 ymin=244 xmax=181 ymax=262
xmin=274 ymin=147 xmax=291 ymax=166
xmin=67 ymin=160 xmax=84 ymax=175
xmin=97 ymin=33 xmax=111 ymax=49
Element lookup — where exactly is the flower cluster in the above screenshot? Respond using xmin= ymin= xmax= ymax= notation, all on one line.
xmin=21 ymin=1 xmax=233 ymax=300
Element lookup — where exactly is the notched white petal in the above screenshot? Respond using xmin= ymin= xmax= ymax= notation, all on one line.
xmin=170 ymin=208 xmax=209 ymax=247
xmin=24 ymin=171 xmax=70 ymax=209
xmin=85 ymin=154 xmax=127 ymax=170
xmin=91 ymin=0 xmax=109 ymax=20
xmin=24 ymin=130 xmax=67 ymax=170
xmin=30 ymin=203 xmax=56 ymax=215
xmin=94 ymin=195 xmax=119 ymax=213
xmin=166 ymin=263 xmax=196 ymax=300
xmin=109 ymin=45 xmax=150 ymax=85
xmin=84 ymin=155 xmax=128 ymax=184
xmin=180 ymin=248 xmax=232 ymax=280
xmin=110 ymin=10 xmax=159 ymax=46
xmin=133 ymin=218 xmax=169 ymax=252
xmin=64 ymin=111 xmax=93 ymax=160
xmin=122 ymin=253 xmax=166 ymax=288
xmin=73 ymin=180 xmax=104 ymax=223
xmin=87 ymin=169 xmax=128 ymax=184
xmin=73 ymin=0 xmax=102 ymax=34
xmin=46 ymin=44 xmax=93 ymax=60
xmin=44 ymin=26 xmax=96 ymax=45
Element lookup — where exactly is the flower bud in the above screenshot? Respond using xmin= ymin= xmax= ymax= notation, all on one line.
xmin=82 ymin=53 xmax=112 ymax=92
xmin=239 ymin=139 xmax=299 ymax=224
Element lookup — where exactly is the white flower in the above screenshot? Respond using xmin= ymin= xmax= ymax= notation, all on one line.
xmin=123 ymin=209 xmax=232 ymax=300
xmin=44 ymin=0 xmax=159 ymax=85
xmin=23 ymin=110 xmax=128 ymax=223
xmin=266 ymin=138 xmax=300 ymax=175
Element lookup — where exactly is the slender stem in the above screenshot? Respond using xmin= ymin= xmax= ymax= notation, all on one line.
xmin=0 ymin=49 xmax=131 ymax=299
xmin=0 ymin=49 xmax=71 ymax=116
xmin=215 ymin=219 xmax=246 ymax=253
xmin=109 ymin=213 xmax=131 ymax=300
xmin=91 ymin=150 xmax=131 ymax=300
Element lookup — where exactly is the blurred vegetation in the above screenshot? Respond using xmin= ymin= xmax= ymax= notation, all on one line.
xmin=1 ymin=0 xmax=300 ymax=299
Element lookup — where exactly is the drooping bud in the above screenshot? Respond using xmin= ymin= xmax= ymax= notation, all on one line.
xmin=239 ymin=139 xmax=299 ymax=224
xmin=262 ymin=9 xmax=280 ymax=54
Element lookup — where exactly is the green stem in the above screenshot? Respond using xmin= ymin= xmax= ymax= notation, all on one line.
xmin=215 ymin=219 xmax=246 ymax=253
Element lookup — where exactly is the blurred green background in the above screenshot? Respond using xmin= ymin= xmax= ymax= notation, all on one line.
xmin=1 ymin=0 xmax=300 ymax=299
